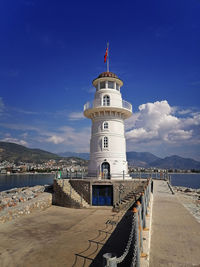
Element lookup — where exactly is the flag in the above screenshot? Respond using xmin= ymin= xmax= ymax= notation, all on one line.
xmin=104 ymin=47 xmax=108 ymax=63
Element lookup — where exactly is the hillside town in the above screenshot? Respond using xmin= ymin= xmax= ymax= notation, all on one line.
xmin=0 ymin=159 xmax=198 ymax=175
xmin=0 ymin=159 xmax=87 ymax=175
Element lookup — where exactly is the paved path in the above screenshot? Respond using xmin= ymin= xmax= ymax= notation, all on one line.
xmin=0 ymin=205 xmax=122 ymax=267
xmin=150 ymin=180 xmax=200 ymax=267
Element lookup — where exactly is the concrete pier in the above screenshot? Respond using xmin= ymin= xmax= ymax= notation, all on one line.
xmin=150 ymin=180 xmax=200 ymax=266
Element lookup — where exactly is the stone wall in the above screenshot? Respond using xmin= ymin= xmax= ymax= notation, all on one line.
xmin=53 ymin=180 xmax=84 ymax=208
xmin=53 ymin=178 xmax=147 ymax=206
xmin=0 ymin=192 xmax=52 ymax=224
xmin=112 ymin=180 xmax=147 ymax=204
xmin=69 ymin=180 xmax=90 ymax=203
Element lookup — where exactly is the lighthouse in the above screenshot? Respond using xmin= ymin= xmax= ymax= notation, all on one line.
xmin=84 ymin=71 xmax=132 ymax=180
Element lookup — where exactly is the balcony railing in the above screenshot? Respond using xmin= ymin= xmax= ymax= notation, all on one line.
xmin=84 ymin=99 xmax=132 ymax=112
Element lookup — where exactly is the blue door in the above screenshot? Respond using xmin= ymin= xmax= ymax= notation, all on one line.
xmin=92 ymin=185 xmax=113 ymax=206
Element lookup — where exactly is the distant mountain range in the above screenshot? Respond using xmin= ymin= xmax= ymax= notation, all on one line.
xmin=59 ymin=151 xmax=200 ymax=170
xmin=0 ymin=142 xmax=200 ymax=170
xmin=0 ymin=142 xmax=85 ymax=164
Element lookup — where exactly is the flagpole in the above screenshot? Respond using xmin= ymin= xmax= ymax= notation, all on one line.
xmin=107 ymin=42 xmax=109 ymax=72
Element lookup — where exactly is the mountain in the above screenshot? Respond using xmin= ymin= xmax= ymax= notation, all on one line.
xmin=127 ymin=151 xmax=160 ymax=167
xmin=150 ymin=155 xmax=200 ymax=170
xmin=0 ymin=142 xmax=61 ymax=163
xmin=1 ymin=142 xmax=199 ymax=170
xmin=59 ymin=151 xmax=200 ymax=170
xmin=59 ymin=152 xmax=90 ymax=160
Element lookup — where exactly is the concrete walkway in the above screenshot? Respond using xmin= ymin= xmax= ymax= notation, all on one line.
xmin=0 ymin=205 xmax=122 ymax=267
xmin=150 ymin=180 xmax=200 ymax=267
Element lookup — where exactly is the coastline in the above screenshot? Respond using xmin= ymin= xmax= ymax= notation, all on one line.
xmin=0 ymin=172 xmax=55 ymax=176
xmin=174 ymin=186 xmax=200 ymax=223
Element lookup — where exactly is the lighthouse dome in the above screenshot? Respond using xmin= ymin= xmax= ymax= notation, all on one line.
xmin=93 ymin=71 xmax=123 ymax=88
xmin=98 ymin=72 xmax=118 ymax=79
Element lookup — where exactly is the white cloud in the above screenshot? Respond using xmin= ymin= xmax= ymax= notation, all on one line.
xmin=126 ymin=100 xmax=199 ymax=145
xmin=0 ymin=97 xmax=5 ymax=114
xmin=68 ymin=112 xmax=85 ymax=120
xmin=46 ymin=135 xmax=65 ymax=144
xmin=44 ymin=126 xmax=90 ymax=151
xmin=1 ymin=137 xmax=28 ymax=146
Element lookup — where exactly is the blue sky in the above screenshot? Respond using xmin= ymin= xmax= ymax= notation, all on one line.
xmin=0 ymin=0 xmax=200 ymax=160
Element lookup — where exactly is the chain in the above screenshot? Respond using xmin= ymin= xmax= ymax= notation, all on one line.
xmin=131 ymin=226 xmax=138 ymax=267
xmin=116 ymin=213 xmax=136 ymax=264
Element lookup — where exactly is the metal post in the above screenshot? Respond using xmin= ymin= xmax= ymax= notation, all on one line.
xmin=81 ymin=169 xmax=83 ymax=179
xmin=141 ymin=193 xmax=146 ymax=229
xmin=123 ymin=170 xmax=125 ymax=180
xmin=137 ymin=201 xmax=143 ymax=253
xmin=133 ymin=208 xmax=140 ymax=267
xmin=103 ymin=253 xmax=117 ymax=267
xmin=70 ymin=169 xmax=72 ymax=179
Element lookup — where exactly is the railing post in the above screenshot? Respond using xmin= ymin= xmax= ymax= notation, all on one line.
xmin=81 ymin=169 xmax=83 ymax=179
xmin=136 ymin=201 xmax=143 ymax=253
xmin=103 ymin=253 xmax=117 ymax=267
xmin=133 ymin=207 xmax=140 ymax=267
xmin=141 ymin=193 xmax=146 ymax=229
xmin=123 ymin=170 xmax=125 ymax=180
xmin=70 ymin=169 xmax=72 ymax=179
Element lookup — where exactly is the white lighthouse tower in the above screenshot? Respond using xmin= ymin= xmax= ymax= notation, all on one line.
xmin=84 ymin=70 xmax=132 ymax=180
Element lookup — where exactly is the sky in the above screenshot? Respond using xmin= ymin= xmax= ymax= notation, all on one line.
xmin=0 ymin=0 xmax=200 ymax=160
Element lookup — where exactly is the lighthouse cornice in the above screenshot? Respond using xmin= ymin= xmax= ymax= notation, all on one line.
xmin=83 ymin=104 xmax=132 ymax=119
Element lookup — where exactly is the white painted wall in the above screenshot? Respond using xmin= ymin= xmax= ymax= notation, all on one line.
xmin=85 ymin=75 xmax=132 ymax=180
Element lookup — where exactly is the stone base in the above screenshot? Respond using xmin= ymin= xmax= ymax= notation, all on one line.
xmin=54 ymin=178 xmax=147 ymax=207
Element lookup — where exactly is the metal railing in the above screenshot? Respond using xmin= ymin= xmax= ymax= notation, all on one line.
xmin=84 ymin=99 xmax=132 ymax=112
xmin=103 ymin=178 xmax=153 ymax=267
xmin=55 ymin=170 xmax=132 ymax=180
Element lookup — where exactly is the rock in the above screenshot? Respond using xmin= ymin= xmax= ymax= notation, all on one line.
xmin=184 ymin=188 xmax=192 ymax=193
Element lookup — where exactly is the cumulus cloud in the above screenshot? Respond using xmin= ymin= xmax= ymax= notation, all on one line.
xmin=126 ymin=100 xmax=199 ymax=145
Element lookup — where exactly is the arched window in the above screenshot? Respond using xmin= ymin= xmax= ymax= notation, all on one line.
xmin=103 ymin=136 xmax=108 ymax=148
xmin=103 ymin=95 xmax=110 ymax=106
xmin=103 ymin=122 xmax=108 ymax=129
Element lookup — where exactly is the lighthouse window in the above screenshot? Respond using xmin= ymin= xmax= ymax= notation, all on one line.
xmin=103 ymin=137 xmax=108 ymax=148
xmin=116 ymin=83 xmax=120 ymax=90
xmin=100 ymin=81 xmax=106 ymax=89
xmin=103 ymin=95 xmax=110 ymax=106
xmin=103 ymin=122 xmax=108 ymax=129
xmin=108 ymin=81 xmax=114 ymax=89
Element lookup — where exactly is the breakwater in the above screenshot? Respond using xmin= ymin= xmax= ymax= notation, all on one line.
xmin=0 ymin=185 xmax=52 ymax=224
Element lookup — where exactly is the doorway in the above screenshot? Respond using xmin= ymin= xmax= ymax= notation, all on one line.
xmin=101 ymin=162 xmax=110 ymax=179
xmin=92 ymin=185 xmax=113 ymax=206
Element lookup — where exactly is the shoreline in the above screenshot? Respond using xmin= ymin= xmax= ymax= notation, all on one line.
xmin=0 ymin=172 xmax=55 ymax=176
xmin=173 ymin=185 xmax=200 ymax=223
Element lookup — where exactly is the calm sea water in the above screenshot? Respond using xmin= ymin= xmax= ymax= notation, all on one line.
xmin=0 ymin=173 xmax=200 ymax=192
xmin=131 ymin=173 xmax=200 ymax=189
xmin=0 ymin=174 xmax=55 ymax=192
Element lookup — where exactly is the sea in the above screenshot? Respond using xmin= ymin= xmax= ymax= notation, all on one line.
xmin=0 ymin=173 xmax=200 ymax=192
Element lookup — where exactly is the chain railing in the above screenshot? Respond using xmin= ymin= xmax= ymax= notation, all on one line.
xmin=103 ymin=178 xmax=153 ymax=267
